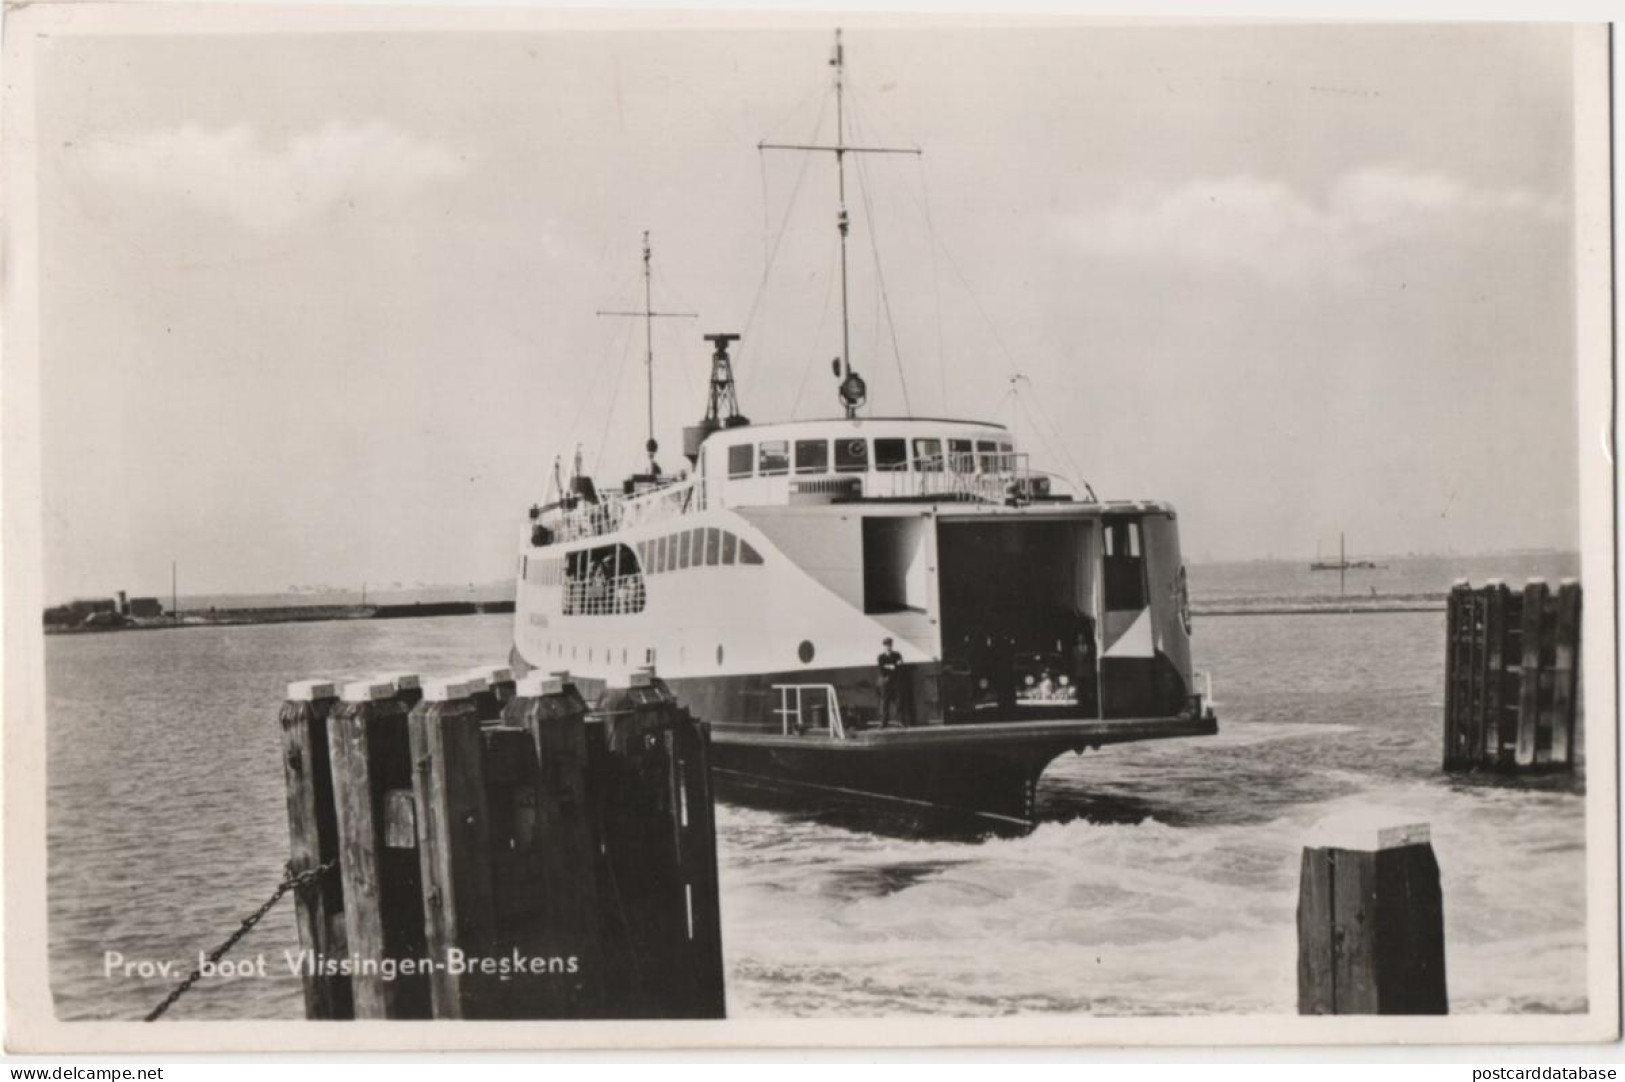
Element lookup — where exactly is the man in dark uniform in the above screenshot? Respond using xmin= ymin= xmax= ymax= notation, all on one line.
xmin=877 ymin=637 xmax=909 ymax=728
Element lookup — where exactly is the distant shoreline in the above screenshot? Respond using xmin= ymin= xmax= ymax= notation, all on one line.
xmin=44 ymin=599 xmax=516 ymax=634
xmin=1193 ymin=602 xmax=1445 ymax=617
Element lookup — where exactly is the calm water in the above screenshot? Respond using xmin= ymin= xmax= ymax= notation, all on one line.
xmin=47 ymin=556 xmax=1587 ymax=1020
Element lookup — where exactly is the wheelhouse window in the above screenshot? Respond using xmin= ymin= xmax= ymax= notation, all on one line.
xmin=976 ymin=439 xmax=999 ymax=474
xmin=704 ymin=527 xmax=721 ymax=566
xmin=721 ymin=532 xmax=738 ymax=563
xmin=948 ymin=438 xmax=974 ymax=473
xmin=727 ymin=443 xmax=754 ymax=479
xmin=562 ymin=543 xmax=645 ymax=615
xmin=759 ymin=440 xmax=790 ymax=476
xmin=794 ymin=438 xmax=829 ymax=474
xmin=677 ymin=530 xmax=693 ymax=569
xmin=835 ymin=438 xmax=869 ymax=473
xmin=913 ymin=438 xmax=944 ymax=471
xmin=875 ymin=438 xmax=909 ymax=472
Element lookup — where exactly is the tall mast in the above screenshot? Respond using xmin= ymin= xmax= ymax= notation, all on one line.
xmin=760 ymin=28 xmax=920 ymax=391
xmin=834 ymin=29 xmax=851 ymax=384
xmin=597 ymin=231 xmax=696 ymax=474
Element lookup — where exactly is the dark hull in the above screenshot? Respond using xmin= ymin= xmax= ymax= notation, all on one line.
xmin=707 ymin=715 xmax=1218 ymax=823
xmin=511 ymin=647 xmax=1217 ymax=824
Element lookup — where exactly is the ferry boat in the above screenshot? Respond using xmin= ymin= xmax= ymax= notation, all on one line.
xmin=509 ymin=31 xmax=1217 ymax=825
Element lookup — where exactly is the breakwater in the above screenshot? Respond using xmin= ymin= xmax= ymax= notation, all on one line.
xmin=44 ymin=600 xmax=516 ymax=634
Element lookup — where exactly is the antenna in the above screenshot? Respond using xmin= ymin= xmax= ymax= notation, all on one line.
xmin=760 ymin=28 xmax=921 ymax=405
xmin=597 ymin=231 xmax=697 ymax=474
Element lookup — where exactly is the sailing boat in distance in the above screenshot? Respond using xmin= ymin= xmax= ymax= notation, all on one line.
xmin=1310 ymin=532 xmax=1380 ymax=572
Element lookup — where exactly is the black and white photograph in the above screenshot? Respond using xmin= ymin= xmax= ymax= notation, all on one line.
xmin=1 ymin=5 xmax=1616 ymax=1053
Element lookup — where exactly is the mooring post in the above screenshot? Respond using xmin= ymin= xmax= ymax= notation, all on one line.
xmin=1515 ymin=579 xmax=1551 ymax=768
xmin=483 ymin=664 xmax=518 ymax=715
xmin=500 ymin=672 xmax=604 ymax=1016
xmin=1297 ymin=819 xmax=1447 ymax=1015
xmin=376 ymin=671 xmax=423 ymax=709
xmin=327 ymin=677 xmax=432 ymax=1019
xmin=589 ymin=668 xmax=726 ymax=1019
xmin=407 ymin=676 xmax=496 ymax=1019
xmin=1550 ymin=579 xmax=1581 ymax=767
xmin=278 ymin=679 xmax=353 ymax=1020
xmin=459 ymin=668 xmax=506 ymax=724
xmin=1483 ymin=580 xmax=1513 ymax=766
xmin=1443 ymin=580 xmax=1468 ymax=769
xmin=671 ymin=701 xmax=727 ymax=1017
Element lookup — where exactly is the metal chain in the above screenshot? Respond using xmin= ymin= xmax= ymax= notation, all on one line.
xmin=144 ymin=859 xmax=335 ymax=1022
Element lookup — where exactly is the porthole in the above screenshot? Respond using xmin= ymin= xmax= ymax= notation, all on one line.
xmin=798 ymin=640 xmax=815 ymax=664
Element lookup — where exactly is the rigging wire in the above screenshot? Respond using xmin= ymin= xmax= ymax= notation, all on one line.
xmin=790 ymin=235 xmax=842 ymax=419
xmin=754 ymin=66 xmax=827 ymax=268
xmin=558 ymin=262 xmax=642 ymax=479
xmin=738 ymin=87 xmax=832 ymax=406
xmin=902 ymin=173 xmax=1092 ymax=492
xmin=846 ymin=90 xmax=913 ymax=416
xmin=648 ymin=257 xmax=703 ymax=410
xmin=915 ymin=159 xmax=949 ymax=416
xmin=592 ymin=315 xmax=639 ymax=477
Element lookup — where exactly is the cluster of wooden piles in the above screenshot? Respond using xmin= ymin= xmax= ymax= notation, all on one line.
xmin=1442 ymin=578 xmax=1582 ymax=773
xmin=278 ymin=665 xmax=724 ymax=1020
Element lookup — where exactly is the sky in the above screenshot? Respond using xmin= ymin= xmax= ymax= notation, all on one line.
xmin=32 ymin=20 xmax=1587 ymax=600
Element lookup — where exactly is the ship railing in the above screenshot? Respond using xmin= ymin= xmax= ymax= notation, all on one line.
xmin=560 ymin=573 xmax=648 ymax=616
xmin=773 ymin=684 xmax=847 ymax=740
xmin=545 ymin=476 xmax=704 ymax=544
xmin=866 ymin=451 xmax=1076 ymax=503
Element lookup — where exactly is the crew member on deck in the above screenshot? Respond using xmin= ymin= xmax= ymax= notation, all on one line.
xmin=878 ymin=637 xmax=912 ymax=728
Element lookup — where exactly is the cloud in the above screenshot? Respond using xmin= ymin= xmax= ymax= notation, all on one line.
xmin=74 ymin=121 xmax=469 ymax=233
xmin=1058 ymin=166 xmax=1565 ymax=286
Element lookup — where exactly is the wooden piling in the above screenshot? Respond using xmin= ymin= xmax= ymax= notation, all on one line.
xmin=278 ymin=679 xmax=353 ymax=1020
xmin=1515 ymin=579 xmax=1549 ymax=768
xmin=327 ymin=678 xmax=432 ymax=1019
xmin=407 ymin=677 xmax=497 ymax=1019
xmin=1550 ymin=579 xmax=1581 ymax=766
xmin=670 ymin=703 xmax=727 ymax=1015
xmin=1444 ymin=578 xmax=1580 ymax=773
xmin=501 ymin=672 xmax=603 ymax=1018
xmin=461 ymin=666 xmax=515 ymax=724
xmin=286 ymin=660 xmax=726 ymax=1020
xmin=1482 ymin=580 xmax=1511 ymax=764
xmin=1298 ymin=822 xmax=1447 ymax=1015
xmin=588 ymin=669 xmax=726 ymax=1019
